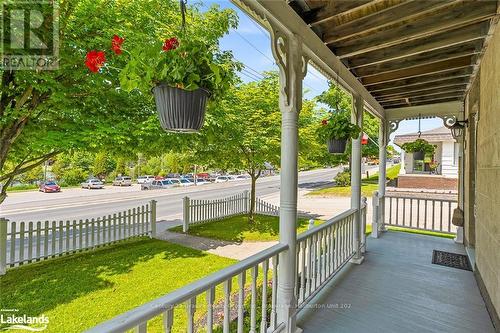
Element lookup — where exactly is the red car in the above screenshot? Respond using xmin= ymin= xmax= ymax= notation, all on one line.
xmin=39 ymin=181 xmax=61 ymax=193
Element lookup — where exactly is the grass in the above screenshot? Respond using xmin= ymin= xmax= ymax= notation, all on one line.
xmin=171 ymin=214 xmax=321 ymax=242
xmin=308 ymin=164 xmax=401 ymax=197
xmin=0 ymin=238 xmax=236 ymax=332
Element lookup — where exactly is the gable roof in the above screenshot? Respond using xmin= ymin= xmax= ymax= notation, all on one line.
xmin=393 ymin=126 xmax=454 ymax=146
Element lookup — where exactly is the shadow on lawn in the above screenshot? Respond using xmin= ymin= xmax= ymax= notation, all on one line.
xmin=0 ymin=237 xmax=205 ymax=320
xmin=178 ymin=214 xmax=320 ymax=243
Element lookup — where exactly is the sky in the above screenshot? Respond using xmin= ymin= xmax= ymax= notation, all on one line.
xmin=200 ymin=0 xmax=445 ymax=144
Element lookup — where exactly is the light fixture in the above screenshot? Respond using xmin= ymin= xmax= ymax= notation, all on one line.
xmin=450 ymin=120 xmax=468 ymax=139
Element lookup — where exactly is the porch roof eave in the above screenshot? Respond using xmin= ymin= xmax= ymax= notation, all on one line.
xmin=231 ymin=0 xmax=386 ymax=120
xmin=385 ymin=100 xmax=464 ymax=122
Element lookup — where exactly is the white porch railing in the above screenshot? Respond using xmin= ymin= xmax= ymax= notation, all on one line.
xmin=0 ymin=200 xmax=156 ymax=275
xmin=182 ymin=191 xmax=280 ymax=232
xmin=86 ymin=242 xmax=288 ymax=333
xmin=296 ymin=198 xmax=367 ymax=310
xmin=87 ymin=199 xmax=367 ymax=332
xmin=372 ymin=192 xmax=458 ymax=236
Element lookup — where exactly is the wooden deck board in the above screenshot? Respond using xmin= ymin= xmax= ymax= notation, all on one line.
xmin=297 ymin=231 xmax=495 ymax=333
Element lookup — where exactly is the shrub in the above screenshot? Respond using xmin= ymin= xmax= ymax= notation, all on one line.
xmin=334 ymin=171 xmax=351 ymax=186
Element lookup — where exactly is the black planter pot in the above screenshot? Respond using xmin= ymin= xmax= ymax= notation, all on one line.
xmin=327 ymin=138 xmax=348 ymax=154
xmin=413 ymin=151 xmax=425 ymax=160
xmin=152 ymin=85 xmax=210 ymax=133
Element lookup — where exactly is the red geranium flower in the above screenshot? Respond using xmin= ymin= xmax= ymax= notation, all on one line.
xmin=162 ymin=37 xmax=179 ymax=51
xmin=85 ymin=50 xmax=106 ymax=73
xmin=111 ymin=35 xmax=124 ymax=55
xmin=321 ymin=119 xmax=328 ymax=125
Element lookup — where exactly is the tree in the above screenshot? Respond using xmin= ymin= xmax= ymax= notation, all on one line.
xmin=196 ymin=72 xmax=320 ymax=222
xmin=0 ymin=0 xmax=239 ymax=204
xmin=92 ymin=152 xmax=115 ymax=180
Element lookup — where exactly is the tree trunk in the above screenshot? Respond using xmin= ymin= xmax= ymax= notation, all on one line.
xmin=249 ymin=174 xmax=257 ymax=223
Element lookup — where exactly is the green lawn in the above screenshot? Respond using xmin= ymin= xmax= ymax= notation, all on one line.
xmin=0 ymin=238 xmax=236 ymax=332
xmin=171 ymin=214 xmax=321 ymax=242
xmin=308 ymin=164 xmax=401 ymax=197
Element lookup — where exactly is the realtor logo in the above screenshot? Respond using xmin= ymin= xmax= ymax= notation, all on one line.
xmin=1 ymin=0 xmax=59 ymax=70
xmin=0 ymin=309 xmax=49 ymax=331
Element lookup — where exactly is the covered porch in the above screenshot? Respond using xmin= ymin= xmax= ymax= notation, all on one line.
xmin=87 ymin=1 xmax=500 ymax=332
xmin=298 ymin=231 xmax=494 ymax=333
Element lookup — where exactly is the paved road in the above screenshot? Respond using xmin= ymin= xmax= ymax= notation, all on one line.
xmin=1 ymin=167 xmax=358 ymax=223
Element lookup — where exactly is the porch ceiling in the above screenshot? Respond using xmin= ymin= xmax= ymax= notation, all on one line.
xmin=289 ymin=0 xmax=500 ymax=110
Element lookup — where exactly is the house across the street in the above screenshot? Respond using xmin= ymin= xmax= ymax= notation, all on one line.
xmin=394 ymin=126 xmax=458 ymax=190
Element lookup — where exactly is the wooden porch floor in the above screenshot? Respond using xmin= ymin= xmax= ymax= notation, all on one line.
xmin=297 ymin=231 xmax=495 ymax=333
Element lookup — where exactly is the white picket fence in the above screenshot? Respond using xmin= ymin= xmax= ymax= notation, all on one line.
xmin=182 ymin=191 xmax=280 ymax=231
xmin=0 ymin=200 xmax=157 ymax=275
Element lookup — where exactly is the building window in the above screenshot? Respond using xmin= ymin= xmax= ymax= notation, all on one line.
xmin=453 ymin=142 xmax=459 ymax=166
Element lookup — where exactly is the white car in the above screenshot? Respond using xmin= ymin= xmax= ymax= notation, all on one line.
xmin=81 ymin=179 xmax=104 ymax=189
xmin=137 ymin=175 xmax=155 ymax=184
xmin=215 ymin=176 xmax=231 ymax=183
xmin=112 ymin=176 xmax=132 ymax=186
xmin=141 ymin=179 xmax=177 ymax=190
xmin=194 ymin=178 xmax=210 ymax=185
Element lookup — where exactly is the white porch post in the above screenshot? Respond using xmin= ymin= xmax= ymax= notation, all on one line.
xmin=378 ymin=121 xmax=388 ymax=232
xmin=271 ymin=28 xmax=307 ymax=333
xmin=351 ymin=95 xmax=364 ymax=264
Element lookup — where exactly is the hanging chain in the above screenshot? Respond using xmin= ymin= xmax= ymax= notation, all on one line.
xmin=335 ymin=73 xmax=340 ymax=112
xmin=418 ymin=113 xmax=422 ymax=138
xmin=180 ymin=0 xmax=187 ymax=32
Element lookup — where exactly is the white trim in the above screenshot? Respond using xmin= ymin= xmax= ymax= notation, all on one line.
xmin=385 ymin=101 xmax=463 ymax=121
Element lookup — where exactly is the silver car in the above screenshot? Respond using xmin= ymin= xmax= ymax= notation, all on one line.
xmin=112 ymin=176 xmax=132 ymax=186
xmin=81 ymin=179 xmax=104 ymax=189
xmin=141 ymin=179 xmax=177 ymax=190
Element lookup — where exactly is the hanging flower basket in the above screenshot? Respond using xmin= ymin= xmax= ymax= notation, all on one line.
xmin=413 ymin=151 xmax=425 ymax=160
xmin=153 ymin=85 xmax=209 ymax=132
xmin=327 ymin=138 xmax=347 ymax=154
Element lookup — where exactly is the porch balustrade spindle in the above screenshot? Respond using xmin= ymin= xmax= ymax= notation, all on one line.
xmin=206 ymin=287 xmax=215 ymax=333
xmin=223 ymin=279 xmax=231 ymax=333
xmin=163 ymin=307 xmax=173 ymax=333
xmin=237 ymin=272 xmax=246 ymax=333
xmin=383 ymin=194 xmax=457 ymax=234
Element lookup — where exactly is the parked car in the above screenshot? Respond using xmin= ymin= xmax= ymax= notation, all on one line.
xmin=179 ymin=178 xmax=195 ymax=187
xmin=194 ymin=178 xmax=210 ymax=185
xmin=112 ymin=176 xmax=132 ymax=186
xmin=215 ymin=176 xmax=231 ymax=183
xmin=137 ymin=175 xmax=155 ymax=184
xmin=236 ymin=174 xmax=250 ymax=180
xmin=39 ymin=181 xmax=61 ymax=193
xmin=141 ymin=179 xmax=177 ymax=190
xmin=81 ymin=179 xmax=104 ymax=189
